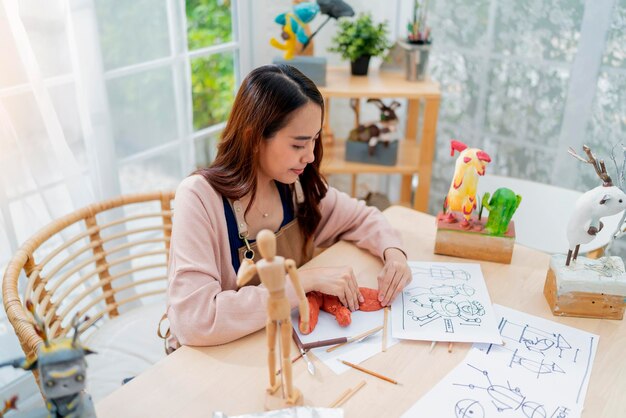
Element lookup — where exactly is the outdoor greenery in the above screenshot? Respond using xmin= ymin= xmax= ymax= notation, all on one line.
xmin=328 ymin=13 xmax=392 ymax=62
xmin=187 ymin=0 xmax=235 ymax=131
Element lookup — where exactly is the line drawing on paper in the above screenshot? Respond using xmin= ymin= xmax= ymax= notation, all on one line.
xmin=498 ymin=318 xmax=576 ymax=360
xmin=453 ymin=364 xmax=549 ymax=418
xmin=455 ymin=399 xmax=485 ymax=418
xmin=402 ymin=283 xmax=485 ymax=331
xmin=410 ymin=265 xmax=471 ymax=281
xmin=484 ymin=343 xmax=567 ymax=378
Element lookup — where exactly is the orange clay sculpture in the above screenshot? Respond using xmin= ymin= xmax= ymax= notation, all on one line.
xmin=237 ymin=229 xmax=309 ymax=408
xmin=300 ymin=287 xmax=383 ymax=334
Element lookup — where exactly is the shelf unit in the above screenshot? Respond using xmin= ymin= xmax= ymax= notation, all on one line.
xmin=318 ymin=67 xmax=441 ymax=212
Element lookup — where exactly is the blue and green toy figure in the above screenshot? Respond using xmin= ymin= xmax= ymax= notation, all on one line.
xmin=270 ymin=2 xmax=320 ymax=60
xmin=479 ymin=188 xmax=522 ymax=236
xmin=0 ymin=301 xmax=96 ymax=418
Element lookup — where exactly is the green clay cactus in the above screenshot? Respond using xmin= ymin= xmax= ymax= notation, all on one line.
xmin=480 ymin=188 xmax=522 ymax=236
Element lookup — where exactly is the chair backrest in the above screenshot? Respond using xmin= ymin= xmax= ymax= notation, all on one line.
xmin=2 ymin=191 xmax=175 ymax=360
xmin=477 ymin=175 xmax=624 ymax=254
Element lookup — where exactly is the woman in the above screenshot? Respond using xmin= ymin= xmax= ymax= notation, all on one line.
xmin=167 ymin=64 xmax=411 ymax=347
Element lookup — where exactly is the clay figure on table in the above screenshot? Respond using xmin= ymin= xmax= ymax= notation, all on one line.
xmin=442 ymin=140 xmax=492 ymax=228
xmin=480 ymin=188 xmax=522 ymax=236
xmin=300 ymin=287 xmax=383 ymax=333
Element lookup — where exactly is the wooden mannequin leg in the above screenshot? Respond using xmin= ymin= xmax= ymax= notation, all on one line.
xmin=566 ymin=249 xmax=573 ymax=266
xmin=266 ymin=320 xmax=280 ymax=394
xmin=279 ymin=321 xmax=298 ymax=404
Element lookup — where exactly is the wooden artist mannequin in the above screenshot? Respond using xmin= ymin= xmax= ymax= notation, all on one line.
xmin=237 ymin=229 xmax=310 ymax=408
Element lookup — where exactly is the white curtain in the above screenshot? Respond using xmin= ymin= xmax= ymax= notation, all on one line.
xmin=0 ymin=0 xmax=194 ymax=391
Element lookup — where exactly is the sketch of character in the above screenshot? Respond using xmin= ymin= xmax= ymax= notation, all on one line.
xmin=404 ymin=284 xmax=485 ymax=329
xmin=454 ymin=364 xmax=548 ymax=418
xmin=410 ymin=265 xmax=471 ymax=281
xmin=455 ymin=399 xmax=485 ymax=418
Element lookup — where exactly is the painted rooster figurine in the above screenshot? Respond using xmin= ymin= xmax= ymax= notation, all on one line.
xmin=443 ymin=140 xmax=491 ymax=227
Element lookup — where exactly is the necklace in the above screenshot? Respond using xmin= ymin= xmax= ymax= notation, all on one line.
xmin=255 ymin=203 xmax=269 ymax=218
xmin=248 ymin=183 xmax=275 ymax=218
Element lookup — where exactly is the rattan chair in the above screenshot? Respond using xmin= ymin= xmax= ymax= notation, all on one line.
xmin=2 ymin=191 xmax=175 ymax=364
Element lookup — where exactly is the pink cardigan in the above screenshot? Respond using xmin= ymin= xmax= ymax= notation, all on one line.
xmin=167 ymin=175 xmax=403 ymax=346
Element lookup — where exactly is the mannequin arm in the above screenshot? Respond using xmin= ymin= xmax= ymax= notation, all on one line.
xmin=236 ymin=259 xmax=257 ymax=287
xmin=286 ymin=259 xmax=309 ymax=333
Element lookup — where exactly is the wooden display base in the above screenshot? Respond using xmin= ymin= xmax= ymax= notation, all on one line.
xmin=265 ymin=386 xmax=304 ymax=410
xmin=434 ymin=213 xmax=515 ymax=264
xmin=543 ymin=267 xmax=625 ymax=319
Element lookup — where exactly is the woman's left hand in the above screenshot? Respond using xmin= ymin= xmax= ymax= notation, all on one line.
xmin=377 ymin=248 xmax=411 ymax=306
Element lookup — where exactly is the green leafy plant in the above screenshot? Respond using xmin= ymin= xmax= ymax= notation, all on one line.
xmin=328 ymin=13 xmax=392 ymax=62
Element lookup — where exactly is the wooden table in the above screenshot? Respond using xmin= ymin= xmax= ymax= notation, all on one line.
xmin=96 ymin=207 xmax=626 ymax=417
xmin=318 ymin=68 xmax=441 ymax=212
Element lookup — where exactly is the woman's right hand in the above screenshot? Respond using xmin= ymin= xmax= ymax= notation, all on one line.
xmin=300 ymin=266 xmax=364 ymax=312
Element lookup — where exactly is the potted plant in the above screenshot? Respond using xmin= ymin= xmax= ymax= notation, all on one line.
xmin=400 ymin=0 xmax=433 ymax=81
xmin=328 ymin=13 xmax=392 ymax=76
xmin=407 ymin=0 xmax=432 ymax=44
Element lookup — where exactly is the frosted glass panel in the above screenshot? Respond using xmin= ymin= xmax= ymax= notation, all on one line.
xmin=494 ymin=0 xmax=584 ymax=62
xmin=429 ymin=51 xmax=482 ymax=129
xmin=584 ymin=70 xmax=626 ymax=188
xmin=602 ymin=0 xmax=626 ymax=68
xmin=485 ymin=61 xmax=569 ymax=148
xmin=186 ymin=0 xmax=233 ymax=50
xmin=429 ymin=0 xmax=489 ymax=49
xmin=107 ymin=67 xmax=178 ymax=158
xmin=95 ymin=0 xmax=170 ymax=70
xmin=191 ymin=52 xmax=235 ymax=130
xmin=119 ymin=151 xmax=182 ymax=195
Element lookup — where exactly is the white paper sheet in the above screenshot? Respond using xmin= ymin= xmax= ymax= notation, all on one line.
xmin=402 ymin=304 xmax=599 ymax=418
xmin=391 ymin=262 xmax=502 ymax=344
xmin=292 ymin=309 xmax=398 ymax=374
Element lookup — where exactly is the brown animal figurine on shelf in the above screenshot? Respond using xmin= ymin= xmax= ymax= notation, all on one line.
xmin=349 ymin=99 xmax=401 ymax=155
xmin=237 ymin=229 xmax=309 ymax=409
xmin=300 ymin=287 xmax=384 ymax=334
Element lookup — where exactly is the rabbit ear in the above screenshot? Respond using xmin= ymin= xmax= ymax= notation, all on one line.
xmin=389 ymin=101 xmax=401 ymax=110
xmin=600 ymin=194 xmax=611 ymax=205
xmin=366 ymin=98 xmax=384 ymax=109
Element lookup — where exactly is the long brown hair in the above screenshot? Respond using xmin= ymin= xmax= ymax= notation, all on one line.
xmin=194 ymin=64 xmax=327 ymax=246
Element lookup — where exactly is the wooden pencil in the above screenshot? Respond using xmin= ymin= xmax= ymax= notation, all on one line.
xmin=339 ymin=359 xmax=398 ymax=385
xmin=329 ymin=387 xmax=352 ymax=408
xmin=330 ymin=380 xmax=367 ymax=408
xmin=382 ymin=307 xmax=389 ymax=352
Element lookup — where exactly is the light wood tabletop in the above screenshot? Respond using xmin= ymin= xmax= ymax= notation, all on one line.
xmin=96 ymin=207 xmax=626 ymax=418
